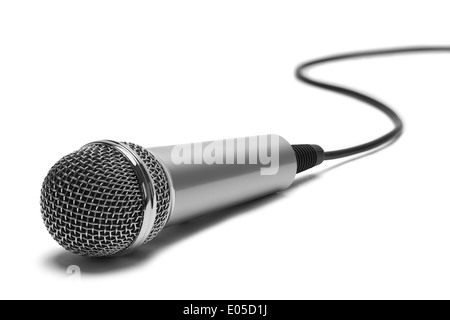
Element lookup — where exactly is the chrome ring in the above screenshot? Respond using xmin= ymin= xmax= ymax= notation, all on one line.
xmin=84 ymin=140 xmax=156 ymax=254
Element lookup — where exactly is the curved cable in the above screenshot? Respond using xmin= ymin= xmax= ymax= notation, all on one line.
xmin=296 ymin=46 xmax=450 ymax=160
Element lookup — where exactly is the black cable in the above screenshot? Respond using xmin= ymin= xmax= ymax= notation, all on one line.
xmin=295 ymin=46 xmax=450 ymax=160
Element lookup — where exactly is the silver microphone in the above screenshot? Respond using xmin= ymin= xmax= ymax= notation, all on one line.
xmin=41 ymin=134 xmax=323 ymax=257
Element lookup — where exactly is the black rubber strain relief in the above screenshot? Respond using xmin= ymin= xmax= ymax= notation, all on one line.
xmin=291 ymin=144 xmax=325 ymax=173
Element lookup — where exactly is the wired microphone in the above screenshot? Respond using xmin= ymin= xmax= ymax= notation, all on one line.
xmin=41 ymin=46 xmax=450 ymax=257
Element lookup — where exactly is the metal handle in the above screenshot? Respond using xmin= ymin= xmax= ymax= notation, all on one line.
xmin=147 ymin=134 xmax=297 ymax=226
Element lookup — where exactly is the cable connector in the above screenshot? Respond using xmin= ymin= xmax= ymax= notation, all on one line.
xmin=291 ymin=144 xmax=324 ymax=173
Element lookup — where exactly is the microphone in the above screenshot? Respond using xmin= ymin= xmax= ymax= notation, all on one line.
xmin=40 ymin=135 xmax=324 ymax=257
xmin=42 ymin=46 xmax=431 ymax=257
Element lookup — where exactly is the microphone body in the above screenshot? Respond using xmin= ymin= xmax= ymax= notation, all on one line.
xmin=41 ymin=134 xmax=319 ymax=257
xmin=148 ymin=135 xmax=297 ymax=226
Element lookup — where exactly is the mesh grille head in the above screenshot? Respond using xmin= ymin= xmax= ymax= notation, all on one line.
xmin=40 ymin=142 xmax=171 ymax=257
xmin=124 ymin=143 xmax=171 ymax=244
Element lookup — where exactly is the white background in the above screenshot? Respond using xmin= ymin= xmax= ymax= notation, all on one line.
xmin=1 ymin=1 xmax=449 ymax=300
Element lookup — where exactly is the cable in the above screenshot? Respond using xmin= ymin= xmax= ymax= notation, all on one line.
xmin=295 ymin=46 xmax=450 ymax=160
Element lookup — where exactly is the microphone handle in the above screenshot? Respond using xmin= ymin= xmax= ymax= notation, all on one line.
xmin=147 ymin=134 xmax=297 ymax=226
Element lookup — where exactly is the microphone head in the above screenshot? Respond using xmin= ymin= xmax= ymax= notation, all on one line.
xmin=40 ymin=141 xmax=172 ymax=257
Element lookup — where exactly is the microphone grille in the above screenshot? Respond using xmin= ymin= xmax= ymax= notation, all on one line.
xmin=123 ymin=142 xmax=171 ymax=244
xmin=40 ymin=142 xmax=171 ymax=257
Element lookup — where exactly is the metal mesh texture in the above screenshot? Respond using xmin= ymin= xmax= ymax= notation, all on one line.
xmin=124 ymin=143 xmax=171 ymax=244
xmin=40 ymin=142 xmax=171 ymax=257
